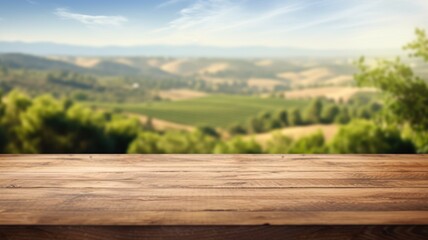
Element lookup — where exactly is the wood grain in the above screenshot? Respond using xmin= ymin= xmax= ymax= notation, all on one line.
xmin=1 ymin=154 xmax=428 ymax=225
xmin=0 ymin=154 xmax=427 ymax=239
xmin=0 ymin=225 xmax=427 ymax=240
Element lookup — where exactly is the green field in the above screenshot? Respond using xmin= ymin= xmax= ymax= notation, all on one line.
xmin=90 ymin=95 xmax=308 ymax=128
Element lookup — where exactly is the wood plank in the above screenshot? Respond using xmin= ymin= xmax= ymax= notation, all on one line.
xmin=3 ymin=164 xmax=428 ymax=171
xmin=2 ymin=178 xmax=428 ymax=188
xmin=1 ymin=211 xmax=428 ymax=225
xmin=0 ymin=154 xmax=428 ymax=227
xmin=2 ymin=171 xmax=428 ymax=180
xmin=1 ymin=154 xmax=426 ymax=161
xmin=0 ymin=154 xmax=427 ymax=164
xmin=1 ymin=225 xmax=427 ymax=240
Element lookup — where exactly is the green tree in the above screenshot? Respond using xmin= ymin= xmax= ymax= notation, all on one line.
xmin=0 ymin=91 xmax=147 ymax=153
xmin=127 ymin=132 xmax=163 ymax=153
xmin=356 ymin=107 xmax=371 ymax=119
xmin=229 ymin=124 xmax=247 ymax=135
xmin=330 ymin=120 xmax=415 ymax=154
xmin=304 ymin=98 xmax=323 ymax=124
xmin=17 ymin=95 xmax=72 ymax=153
xmin=288 ymin=131 xmax=327 ymax=154
xmin=0 ymin=90 xmax=32 ymax=152
xmin=258 ymin=112 xmax=278 ymax=132
xmin=288 ymin=108 xmax=303 ymax=126
xmin=356 ymin=28 xmax=428 ymax=152
xmin=334 ymin=106 xmax=350 ymax=124
xmin=65 ymin=104 xmax=112 ymax=153
xmin=0 ymin=125 xmax=6 ymax=153
xmin=157 ymin=130 xmax=217 ymax=153
xmin=128 ymin=130 xmax=218 ymax=154
xmin=105 ymin=117 xmax=140 ymax=153
xmin=214 ymin=137 xmax=262 ymax=154
xmin=402 ymin=125 xmax=428 ymax=154
xmin=404 ymin=28 xmax=428 ymax=60
xmin=322 ymin=105 xmax=340 ymax=123
xmin=197 ymin=126 xmax=220 ymax=139
xmin=248 ymin=117 xmax=264 ymax=133
xmin=356 ymin=56 xmax=428 ymax=130
xmin=0 ymin=92 xmax=7 ymax=152
xmin=275 ymin=110 xmax=289 ymax=127
xmin=266 ymin=133 xmax=293 ymax=154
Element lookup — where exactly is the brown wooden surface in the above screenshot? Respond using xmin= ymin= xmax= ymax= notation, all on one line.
xmin=1 ymin=154 xmax=428 ymax=225
xmin=0 ymin=225 xmax=427 ymax=240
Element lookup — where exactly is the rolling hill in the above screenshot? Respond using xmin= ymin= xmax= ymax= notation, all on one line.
xmin=0 ymin=53 xmax=173 ymax=77
xmin=0 ymin=53 xmax=86 ymax=72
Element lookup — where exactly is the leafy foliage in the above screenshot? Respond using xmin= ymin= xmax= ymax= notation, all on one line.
xmin=243 ymin=96 xmax=381 ymax=134
xmin=214 ymin=137 xmax=263 ymax=154
xmin=289 ymin=131 xmax=327 ymax=154
xmin=0 ymin=90 xmax=142 ymax=153
xmin=356 ymin=57 xmax=428 ymax=131
xmin=404 ymin=28 xmax=428 ymax=61
xmin=266 ymin=133 xmax=293 ymax=154
xmin=355 ymin=28 xmax=428 ymax=152
xmin=356 ymin=29 xmax=428 ymax=132
xmin=330 ymin=120 xmax=415 ymax=153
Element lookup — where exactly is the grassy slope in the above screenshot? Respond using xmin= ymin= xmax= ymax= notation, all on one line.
xmin=91 ymin=95 xmax=308 ymax=128
xmin=246 ymin=124 xmax=339 ymax=145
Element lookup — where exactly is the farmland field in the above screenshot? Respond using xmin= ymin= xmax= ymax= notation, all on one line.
xmin=246 ymin=124 xmax=339 ymax=145
xmin=89 ymin=95 xmax=308 ymax=128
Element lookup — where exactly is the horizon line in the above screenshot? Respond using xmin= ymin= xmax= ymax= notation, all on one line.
xmin=0 ymin=40 xmax=401 ymax=51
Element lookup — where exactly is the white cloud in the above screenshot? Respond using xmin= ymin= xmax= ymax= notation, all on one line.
xmin=151 ymin=0 xmax=326 ymax=47
xmin=54 ymin=8 xmax=128 ymax=26
xmin=168 ymin=0 xmax=236 ymax=31
xmin=274 ymin=0 xmax=382 ymax=33
xmin=19 ymin=0 xmax=425 ymax=49
xmin=157 ymin=0 xmax=304 ymax=33
xmin=212 ymin=3 xmax=307 ymax=32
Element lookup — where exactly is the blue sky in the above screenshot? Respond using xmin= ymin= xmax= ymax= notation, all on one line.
xmin=0 ymin=0 xmax=427 ymax=49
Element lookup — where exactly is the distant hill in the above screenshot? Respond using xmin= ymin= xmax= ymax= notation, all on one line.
xmin=0 ymin=41 xmax=400 ymax=58
xmin=0 ymin=52 xmax=381 ymax=103
xmin=0 ymin=53 xmax=86 ymax=72
xmin=0 ymin=53 xmax=172 ymax=77
xmin=91 ymin=61 xmax=144 ymax=76
xmin=0 ymin=53 xmax=360 ymax=87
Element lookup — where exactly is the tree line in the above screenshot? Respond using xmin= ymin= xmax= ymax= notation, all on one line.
xmin=229 ymin=94 xmax=382 ymax=135
xmin=0 ymin=63 xmax=287 ymax=104
xmin=0 ymin=90 xmax=417 ymax=154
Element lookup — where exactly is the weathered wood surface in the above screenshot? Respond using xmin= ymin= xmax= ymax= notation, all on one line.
xmin=1 ymin=154 xmax=428 ymax=225
xmin=0 ymin=154 xmax=427 ymax=239
xmin=1 ymin=225 xmax=427 ymax=240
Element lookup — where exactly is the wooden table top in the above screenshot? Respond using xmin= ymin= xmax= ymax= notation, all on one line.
xmin=1 ymin=154 xmax=428 ymax=226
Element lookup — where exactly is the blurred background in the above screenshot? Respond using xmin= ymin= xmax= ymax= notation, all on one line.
xmin=0 ymin=0 xmax=427 ymax=154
